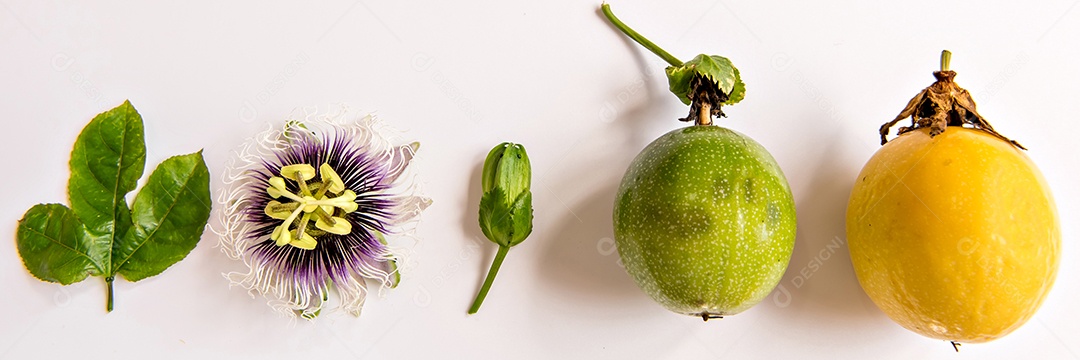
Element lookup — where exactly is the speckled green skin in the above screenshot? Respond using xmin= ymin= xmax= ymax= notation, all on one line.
xmin=614 ymin=125 xmax=796 ymax=317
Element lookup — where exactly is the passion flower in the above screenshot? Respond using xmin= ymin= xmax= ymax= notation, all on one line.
xmin=216 ymin=108 xmax=430 ymax=319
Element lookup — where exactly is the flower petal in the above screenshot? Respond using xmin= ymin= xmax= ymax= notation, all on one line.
xmin=373 ymin=231 xmax=400 ymax=288
xmin=383 ymin=142 xmax=419 ymax=185
xmin=384 ymin=195 xmax=433 ymax=226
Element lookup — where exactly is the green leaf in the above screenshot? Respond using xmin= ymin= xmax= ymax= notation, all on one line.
xmin=724 ymin=65 xmax=745 ymax=105
xmin=114 ymin=151 xmax=211 ymax=281
xmin=16 ymin=204 xmax=105 ymax=284
xmin=16 ymin=101 xmax=214 ymax=312
xmin=67 ymin=100 xmax=146 ymax=273
xmin=665 ymin=54 xmax=745 ymax=106
xmin=506 ymin=192 xmax=533 ymax=246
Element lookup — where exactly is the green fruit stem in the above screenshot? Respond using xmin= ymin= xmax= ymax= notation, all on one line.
xmin=697 ymin=102 xmax=712 ymax=126
xmin=468 ymin=245 xmax=510 ymax=314
xmin=601 ymin=4 xmax=683 ymax=67
xmin=941 ymin=50 xmax=952 ymax=72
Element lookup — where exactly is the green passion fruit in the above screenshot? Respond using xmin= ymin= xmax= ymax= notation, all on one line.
xmin=614 ymin=126 xmax=796 ymax=318
xmin=602 ymin=4 xmax=796 ymax=319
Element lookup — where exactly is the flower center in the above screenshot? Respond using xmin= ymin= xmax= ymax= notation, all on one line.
xmin=263 ymin=163 xmax=357 ymax=250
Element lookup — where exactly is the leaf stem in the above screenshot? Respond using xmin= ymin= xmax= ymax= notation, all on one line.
xmin=106 ymin=276 xmax=114 ymax=312
xmin=601 ymin=4 xmax=683 ymax=67
xmin=941 ymin=50 xmax=952 ymax=72
xmin=468 ymin=245 xmax=510 ymax=314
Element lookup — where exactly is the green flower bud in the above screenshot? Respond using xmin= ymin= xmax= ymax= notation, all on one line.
xmin=478 ymin=142 xmax=533 ymax=248
xmin=481 ymin=142 xmax=531 ymax=196
xmin=470 ymin=142 xmax=535 ymax=314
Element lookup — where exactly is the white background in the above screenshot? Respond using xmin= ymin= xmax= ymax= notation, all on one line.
xmin=2 ymin=1 xmax=1078 ymax=359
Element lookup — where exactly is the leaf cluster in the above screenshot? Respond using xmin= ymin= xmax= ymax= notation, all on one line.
xmin=16 ymin=101 xmax=211 ymax=311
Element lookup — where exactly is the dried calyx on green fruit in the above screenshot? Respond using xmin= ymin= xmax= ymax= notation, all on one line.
xmin=469 ymin=142 xmax=534 ymax=314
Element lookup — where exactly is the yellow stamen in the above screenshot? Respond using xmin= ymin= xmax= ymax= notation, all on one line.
xmin=271 ymin=206 xmax=305 ymax=246
xmin=320 ymin=163 xmax=345 ymax=194
xmin=263 ymin=200 xmax=296 ymax=219
xmin=316 ymin=216 xmax=352 ymax=235
xmin=280 ymin=164 xmax=316 ymax=182
xmin=266 ymin=163 xmax=359 ymax=248
xmin=289 ymin=231 xmax=318 ymax=250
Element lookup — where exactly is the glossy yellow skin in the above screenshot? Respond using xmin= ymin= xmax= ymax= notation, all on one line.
xmin=847 ymin=128 xmax=1060 ymax=343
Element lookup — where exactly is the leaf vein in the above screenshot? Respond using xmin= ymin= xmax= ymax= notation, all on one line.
xmin=20 ymin=224 xmax=103 ymax=274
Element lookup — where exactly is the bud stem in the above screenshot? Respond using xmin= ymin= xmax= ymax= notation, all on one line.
xmin=468 ymin=245 xmax=510 ymax=314
xmin=601 ymin=4 xmax=683 ymax=67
